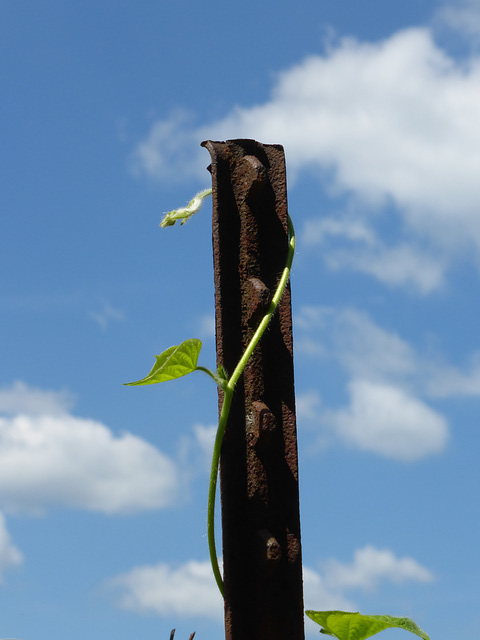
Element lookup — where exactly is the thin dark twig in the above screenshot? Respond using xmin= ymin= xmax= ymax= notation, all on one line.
xmin=169 ymin=630 xmax=175 ymax=640
xmin=188 ymin=633 xmax=196 ymax=640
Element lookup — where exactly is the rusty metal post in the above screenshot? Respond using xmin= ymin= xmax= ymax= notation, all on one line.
xmin=201 ymin=139 xmax=304 ymax=640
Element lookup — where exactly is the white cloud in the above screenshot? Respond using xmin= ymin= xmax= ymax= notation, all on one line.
xmin=109 ymin=559 xmax=224 ymax=620
xmin=0 ymin=382 xmax=179 ymax=514
xmin=324 ymin=378 xmax=448 ymax=462
xmin=132 ymin=26 xmax=480 ymax=286
xmin=322 ymin=545 xmax=434 ymax=591
xmin=108 ymin=547 xmax=432 ymax=628
xmin=0 ymin=512 xmax=23 ymax=582
xmin=108 ymin=559 xmax=354 ymax=624
xmin=295 ymin=307 xmax=456 ymax=460
xmin=302 ymin=566 xmax=355 ymax=612
xmin=0 ymin=381 xmax=75 ymax=416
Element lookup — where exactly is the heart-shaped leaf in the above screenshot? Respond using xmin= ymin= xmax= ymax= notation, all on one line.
xmin=125 ymin=339 xmax=202 ymax=386
xmin=305 ymin=611 xmax=430 ymax=640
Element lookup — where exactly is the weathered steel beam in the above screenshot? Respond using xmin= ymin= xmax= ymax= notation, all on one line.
xmin=201 ymin=139 xmax=304 ymax=640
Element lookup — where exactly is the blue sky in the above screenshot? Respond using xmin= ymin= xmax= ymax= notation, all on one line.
xmin=1 ymin=1 xmax=480 ymax=638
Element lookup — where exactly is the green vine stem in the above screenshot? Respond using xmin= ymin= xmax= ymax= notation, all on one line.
xmin=207 ymin=214 xmax=296 ymax=597
xmin=128 ymin=188 xmax=430 ymax=640
xmin=129 ymin=188 xmax=294 ymax=595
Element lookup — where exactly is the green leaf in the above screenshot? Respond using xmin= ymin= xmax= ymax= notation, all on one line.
xmin=305 ymin=611 xmax=430 ymax=640
xmin=125 ymin=339 xmax=202 ymax=386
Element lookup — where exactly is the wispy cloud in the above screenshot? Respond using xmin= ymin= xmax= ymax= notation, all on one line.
xmin=129 ymin=109 xmax=204 ymax=184
xmin=435 ymin=0 xmax=480 ymax=41
xmin=88 ymin=300 xmax=125 ymax=330
xmin=295 ymin=306 xmax=417 ymax=382
xmin=2 ymin=291 xmax=127 ymax=331
xmin=425 ymin=352 xmax=480 ymax=397
xmin=296 ymin=389 xmax=322 ymax=422
xmin=177 ymin=423 xmax=217 ymax=488
xmin=0 ymin=512 xmax=23 ymax=582
xmin=0 ymin=382 xmax=179 ymax=514
xmin=302 ymin=217 xmax=445 ymax=293
xmin=296 ymin=305 xmax=480 ymax=400
xmin=197 ymin=313 xmax=215 ymax=339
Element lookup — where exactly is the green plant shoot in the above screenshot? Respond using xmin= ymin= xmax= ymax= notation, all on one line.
xmin=126 ymin=187 xmax=430 ymax=640
xmin=159 ymin=188 xmax=212 ymax=227
xmin=127 ymin=189 xmax=294 ymax=596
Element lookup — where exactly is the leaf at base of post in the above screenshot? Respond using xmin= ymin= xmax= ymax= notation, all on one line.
xmin=305 ymin=610 xmax=430 ymax=640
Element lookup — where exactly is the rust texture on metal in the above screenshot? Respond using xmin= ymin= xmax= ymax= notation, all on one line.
xmin=201 ymin=139 xmax=304 ymax=640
